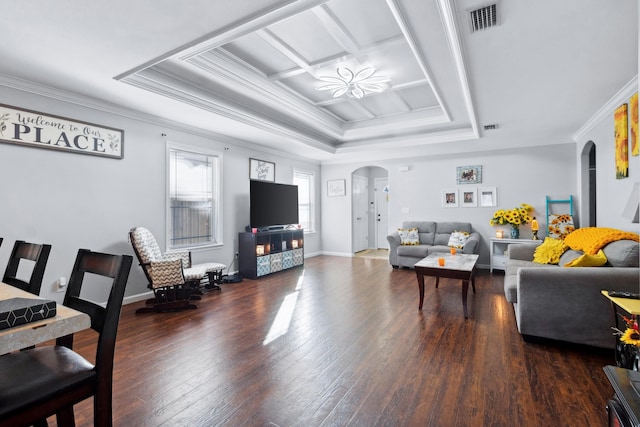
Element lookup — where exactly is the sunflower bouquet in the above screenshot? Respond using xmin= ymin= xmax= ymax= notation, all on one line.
xmin=489 ymin=203 xmax=534 ymax=227
xmin=613 ymin=314 xmax=640 ymax=369
xmin=614 ymin=315 xmax=640 ymax=347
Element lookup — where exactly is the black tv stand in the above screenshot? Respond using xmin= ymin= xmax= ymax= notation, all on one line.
xmin=238 ymin=228 xmax=304 ymax=279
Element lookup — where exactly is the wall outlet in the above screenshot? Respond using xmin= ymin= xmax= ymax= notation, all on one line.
xmin=56 ymin=277 xmax=67 ymax=292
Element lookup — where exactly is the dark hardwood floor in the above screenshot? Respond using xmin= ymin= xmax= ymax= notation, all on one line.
xmin=49 ymin=255 xmax=614 ymax=426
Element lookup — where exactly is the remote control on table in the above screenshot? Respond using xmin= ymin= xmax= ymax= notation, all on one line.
xmin=608 ymin=291 xmax=640 ymax=299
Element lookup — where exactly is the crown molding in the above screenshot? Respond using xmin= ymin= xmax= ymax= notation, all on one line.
xmin=188 ymin=49 xmax=344 ymax=136
xmin=572 ymin=76 xmax=638 ymax=142
xmin=436 ymin=0 xmax=480 ymax=139
xmin=120 ymin=66 xmax=337 ymax=153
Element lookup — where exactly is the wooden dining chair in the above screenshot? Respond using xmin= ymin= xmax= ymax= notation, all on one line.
xmin=3 ymin=240 xmax=52 ymax=295
xmin=0 ymin=249 xmax=132 ymax=427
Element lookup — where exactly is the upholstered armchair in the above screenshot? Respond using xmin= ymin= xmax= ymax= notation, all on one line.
xmin=129 ymin=227 xmax=226 ymax=312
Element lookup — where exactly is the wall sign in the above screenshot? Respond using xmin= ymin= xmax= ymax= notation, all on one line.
xmin=0 ymin=103 xmax=124 ymax=159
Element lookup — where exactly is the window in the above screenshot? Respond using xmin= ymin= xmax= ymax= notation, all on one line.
xmin=167 ymin=144 xmax=222 ymax=249
xmin=293 ymin=169 xmax=315 ymax=232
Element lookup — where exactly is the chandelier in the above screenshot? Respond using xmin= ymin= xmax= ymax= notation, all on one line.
xmin=316 ymin=66 xmax=391 ymax=99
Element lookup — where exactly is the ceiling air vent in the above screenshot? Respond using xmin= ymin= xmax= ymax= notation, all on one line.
xmin=469 ymin=3 xmax=497 ymax=33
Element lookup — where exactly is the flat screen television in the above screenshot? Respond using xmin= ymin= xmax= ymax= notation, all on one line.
xmin=250 ymin=180 xmax=299 ymax=229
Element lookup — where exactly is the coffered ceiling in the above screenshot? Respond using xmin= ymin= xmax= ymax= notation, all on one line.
xmin=0 ymin=0 xmax=637 ymax=162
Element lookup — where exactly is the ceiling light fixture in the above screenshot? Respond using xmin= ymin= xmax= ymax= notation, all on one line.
xmin=316 ymin=67 xmax=391 ymax=99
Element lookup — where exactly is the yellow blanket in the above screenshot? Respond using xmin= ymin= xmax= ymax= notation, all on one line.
xmin=564 ymin=227 xmax=639 ymax=255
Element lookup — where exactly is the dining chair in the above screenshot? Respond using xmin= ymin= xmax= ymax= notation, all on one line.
xmin=3 ymin=240 xmax=52 ymax=295
xmin=0 ymin=249 xmax=132 ymax=427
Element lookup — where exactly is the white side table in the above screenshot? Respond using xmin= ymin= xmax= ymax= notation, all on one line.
xmin=489 ymin=237 xmax=542 ymax=272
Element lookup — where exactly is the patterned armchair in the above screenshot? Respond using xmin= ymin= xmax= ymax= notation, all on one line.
xmin=129 ymin=227 xmax=226 ymax=313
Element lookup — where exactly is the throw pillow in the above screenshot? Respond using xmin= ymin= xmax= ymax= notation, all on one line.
xmin=447 ymin=231 xmax=470 ymax=249
xmin=563 ymin=249 xmax=608 ymax=267
xmin=533 ymin=237 xmax=568 ymax=264
xmin=398 ymin=228 xmax=419 ymax=246
xmin=547 ymin=214 xmax=575 ymax=240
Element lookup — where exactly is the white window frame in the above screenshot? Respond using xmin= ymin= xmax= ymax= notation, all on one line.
xmin=293 ymin=168 xmax=315 ymax=233
xmin=166 ymin=142 xmax=223 ymax=250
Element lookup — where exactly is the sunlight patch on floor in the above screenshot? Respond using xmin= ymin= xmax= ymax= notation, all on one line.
xmin=263 ymin=270 xmax=305 ymax=345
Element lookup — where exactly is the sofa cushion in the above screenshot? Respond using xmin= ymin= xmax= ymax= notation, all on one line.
xmin=533 ymin=237 xmax=568 ymax=264
xmin=434 ymin=222 xmax=471 ymax=246
xmin=397 ymin=244 xmax=430 ymax=258
xmin=564 ymin=249 xmax=608 ymax=267
xmin=558 ymin=249 xmax=584 ymax=267
xmin=402 ymin=222 xmax=436 ymax=245
xmin=603 ymin=240 xmax=640 ymax=267
xmin=547 ymin=214 xmax=575 ymax=239
xmin=398 ymin=228 xmax=419 ymax=245
xmin=447 ymin=231 xmax=470 ymax=248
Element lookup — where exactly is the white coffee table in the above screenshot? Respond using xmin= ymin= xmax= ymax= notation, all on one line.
xmin=414 ymin=253 xmax=479 ymax=318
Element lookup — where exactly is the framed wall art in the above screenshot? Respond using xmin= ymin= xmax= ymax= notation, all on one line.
xmin=456 ymin=165 xmax=482 ymax=184
xmin=460 ymin=188 xmax=477 ymax=207
xmin=249 ymin=158 xmax=275 ymax=181
xmin=479 ymin=187 xmax=497 ymax=207
xmin=0 ymin=103 xmax=124 ymax=159
xmin=327 ymin=179 xmax=346 ymax=197
xmin=442 ymin=189 xmax=458 ymax=207
xmin=614 ymin=103 xmax=629 ymax=179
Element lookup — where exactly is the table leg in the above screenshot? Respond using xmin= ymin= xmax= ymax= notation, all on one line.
xmin=462 ymin=279 xmax=469 ymax=318
xmin=417 ymin=273 xmax=425 ymax=310
xmin=435 ymin=276 xmax=440 ymax=288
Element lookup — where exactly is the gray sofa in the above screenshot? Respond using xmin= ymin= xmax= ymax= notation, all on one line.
xmin=504 ymin=239 xmax=640 ymax=348
xmin=387 ymin=221 xmax=480 ymax=268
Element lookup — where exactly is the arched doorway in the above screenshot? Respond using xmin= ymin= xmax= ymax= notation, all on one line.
xmin=581 ymin=141 xmax=597 ymax=227
xmin=351 ymin=166 xmax=389 ymax=254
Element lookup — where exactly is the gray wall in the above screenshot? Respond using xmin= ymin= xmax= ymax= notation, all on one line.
xmin=321 ymin=145 xmax=577 ymax=268
xmin=0 ymin=86 xmax=321 ymax=304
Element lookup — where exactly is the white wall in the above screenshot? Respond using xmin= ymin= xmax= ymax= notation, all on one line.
xmin=574 ymin=83 xmax=640 ymax=233
xmin=0 ymin=86 xmax=321 ymax=304
xmin=321 ymin=145 xmax=577 ymax=267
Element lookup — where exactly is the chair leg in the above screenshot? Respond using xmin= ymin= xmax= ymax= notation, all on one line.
xmin=56 ymin=406 xmax=75 ymax=426
xmin=94 ymin=393 xmax=112 ymax=427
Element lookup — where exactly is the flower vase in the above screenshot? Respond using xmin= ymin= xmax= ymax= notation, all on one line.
xmin=510 ymin=226 xmax=519 ymax=239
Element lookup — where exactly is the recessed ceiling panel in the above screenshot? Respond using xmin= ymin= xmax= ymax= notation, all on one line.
xmin=365 ymin=43 xmax=424 ymax=86
xmin=222 ymin=34 xmax=297 ymax=75
xmin=266 ymin=10 xmax=346 ymax=63
xmin=359 ymin=93 xmax=404 ymax=117
xmin=326 ymin=0 xmax=402 ymax=47
xmin=279 ymin=73 xmax=329 ymax=103
xmin=396 ymin=85 xmax=439 ymax=110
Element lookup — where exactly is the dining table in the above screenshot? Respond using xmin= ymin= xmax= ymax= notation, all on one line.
xmin=0 ymin=282 xmax=91 ymax=355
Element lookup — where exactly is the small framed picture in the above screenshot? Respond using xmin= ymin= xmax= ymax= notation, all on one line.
xmin=479 ymin=187 xmax=497 ymax=207
xmin=327 ymin=179 xmax=346 ymax=197
xmin=249 ymin=158 xmax=275 ymax=181
xmin=442 ymin=189 xmax=458 ymax=207
xmin=456 ymin=165 xmax=482 ymax=184
xmin=460 ymin=188 xmax=477 ymax=207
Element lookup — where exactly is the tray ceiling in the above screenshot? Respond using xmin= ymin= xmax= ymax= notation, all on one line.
xmin=0 ymin=0 xmax=636 ymax=162
xmin=117 ymin=0 xmax=477 ymax=156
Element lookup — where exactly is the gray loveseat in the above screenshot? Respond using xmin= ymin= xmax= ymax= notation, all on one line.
xmin=504 ymin=239 xmax=640 ymax=348
xmin=387 ymin=221 xmax=480 ymax=268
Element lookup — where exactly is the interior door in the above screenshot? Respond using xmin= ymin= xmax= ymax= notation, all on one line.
xmin=352 ymin=175 xmax=368 ymax=253
xmin=375 ymin=178 xmax=389 ymax=249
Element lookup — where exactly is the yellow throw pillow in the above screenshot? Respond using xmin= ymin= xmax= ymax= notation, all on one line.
xmin=563 ymin=249 xmax=608 ymax=267
xmin=533 ymin=237 xmax=568 ymax=264
xmin=398 ymin=228 xmax=420 ymax=246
